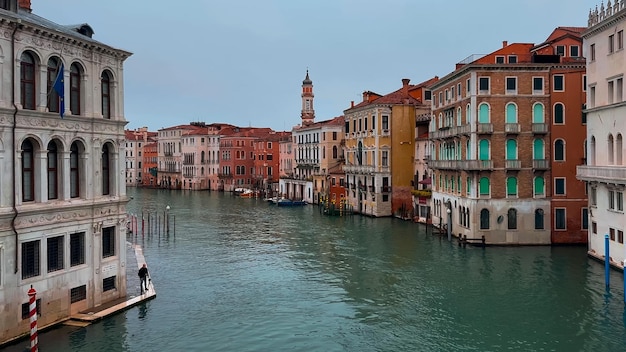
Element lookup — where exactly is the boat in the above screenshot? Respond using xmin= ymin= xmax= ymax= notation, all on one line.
xmin=276 ymin=199 xmax=307 ymax=207
xmin=239 ymin=189 xmax=255 ymax=198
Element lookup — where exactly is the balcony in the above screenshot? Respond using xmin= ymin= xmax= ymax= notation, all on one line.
xmin=505 ymin=160 xmax=521 ymax=169
xmin=505 ymin=123 xmax=520 ymax=134
xmin=477 ymin=123 xmax=493 ymax=134
xmin=430 ymin=124 xmax=471 ymax=139
xmin=533 ymin=159 xmax=549 ymax=170
xmin=427 ymin=160 xmax=462 ymax=170
xmin=532 ymin=123 xmax=548 ymax=134
xmin=577 ymin=165 xmax=626 ymax=183
xmin=465 ymin=160 xmax=493 ymax=170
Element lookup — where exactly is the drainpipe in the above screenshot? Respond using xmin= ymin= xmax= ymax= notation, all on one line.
xmin=11 ymin=20 xmax=20 ymax=273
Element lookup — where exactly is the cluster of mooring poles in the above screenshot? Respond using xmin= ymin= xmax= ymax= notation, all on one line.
xmin=602 ymin=234 xmax=626 ymax=303
xmin=127 ymin=205 xmax=175 ymax=237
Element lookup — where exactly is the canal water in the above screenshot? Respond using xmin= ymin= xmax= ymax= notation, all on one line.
xmin=5 ymin=188 xmax=626 ymax=351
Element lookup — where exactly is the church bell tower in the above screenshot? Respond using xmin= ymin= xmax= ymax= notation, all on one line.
xmin=301 ymin=70 xmax=315 ymax=125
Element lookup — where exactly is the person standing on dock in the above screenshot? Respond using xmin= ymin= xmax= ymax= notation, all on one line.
xmin=138 ymin=263 xmax=150 ymax=294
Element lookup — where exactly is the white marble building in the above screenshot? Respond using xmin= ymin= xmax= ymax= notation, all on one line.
xmin=0 ymin=0 xmax=131 ymax=344
xmin=578 ymin=2 xmax=626 ymax=267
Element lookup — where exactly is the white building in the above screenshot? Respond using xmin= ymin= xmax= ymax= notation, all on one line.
xmin=578 ymin=2 xmax=626 ymax=267
xmin=0 ymin=0 xmax=131 ymax=344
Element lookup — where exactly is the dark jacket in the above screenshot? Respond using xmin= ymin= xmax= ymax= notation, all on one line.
xmin=138 ymin=267 xmax=148 ymax=278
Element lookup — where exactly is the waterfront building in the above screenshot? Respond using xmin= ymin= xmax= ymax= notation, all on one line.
xmin=343 ymin=78 xmax=434 ymax=217
xmin=0 ymin=0 xmax=132 ymax=344
xmin=219 ymin=127 xmax=273 ymax=192
xmin=413 ymin=110 xmax=433 ymax=223
xmin=157 ymin=124 xmax=196 ymax=189
xmin=180 ymin=123 xmax=210 ymax=190
xmin=279 ymin=138 xmax=294 ymax=179
xmin=142 ymin=141 xmax=158 ymax=187
xmin=125 ymin=127 xmax=156 ymax=187
xmin=429 ymin=30 xmax=587 ymax=245
xmin=579 ymin=3 xmax=626 ymax=266
xmin=253 ymin=131 xmax=290 ymax=196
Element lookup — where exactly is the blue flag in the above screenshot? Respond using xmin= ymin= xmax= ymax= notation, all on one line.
xmin=53 ymin=63 xmax=64 ymax=118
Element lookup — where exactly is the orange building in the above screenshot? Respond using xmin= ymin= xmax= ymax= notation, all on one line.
xmin=142 ymin=141 xmax=158 ymax=186
xmin=253 ymin=131 xmax=290 ymax=196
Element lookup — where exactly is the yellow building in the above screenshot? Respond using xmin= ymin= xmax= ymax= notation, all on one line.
xmin=343 ymin=78 xmax=435 ymax=217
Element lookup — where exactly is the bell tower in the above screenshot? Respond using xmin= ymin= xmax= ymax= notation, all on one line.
xmin=301 ymin=70 xmax=314 ymax=125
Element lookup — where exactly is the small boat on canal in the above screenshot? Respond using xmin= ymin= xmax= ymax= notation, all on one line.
xmin=276 ymin=199 xmax=307 ymax=207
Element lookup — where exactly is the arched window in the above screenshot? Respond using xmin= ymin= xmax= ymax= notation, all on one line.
xmin=479 ymin=177 xmax=490 ymax=196
xmin=553 ymin=103 xmax=564 ymax=124
xmin=47 ymin=141 xmax=59 ymax=200
xmin=457 ymin=107 xmax=462 ymax=126
xmin=506 ymin=139 xmax=517 ymax=160
xmin=466 ymin=140 xmax=470 ymax=160
xmin=534 ymin=176 xmax=545 ymax=196
xmin=617 ymin=134 xmax=623 ymax=165
xmin=533 ymin=139 xmax=545 ymax=159
xmin=102 ymin=144 xmax=111 ymax=195
xmin=70 ymin=63 xmax=82 ymax=115
xmin=101 ymin=70 xmax=112 ymax=119
xmin=506 ymin=177 xmax=518 ymax=197
xmin=590 ymin=136 xmax=596 ymax=166
xmin=466 ymin=104 xmax=471 ymax=124
xmin=70 ymin=141 xmax=80 ymax=198
xmin=532 ymin=103 xmax=544 ymax=123
xmin=480 ymin=209 xmax=490 ymax=229
xmin=479 ymin=139 xmax=490 ymax=160
xmin=333 ymin=146 xmax=338 ymax=159
xmin=608 ymin=134 xmax=615 ymax=164
xmin=22 ymin=139 xmax=35 ymax=202
xmin=554 ymin=139 xmax=565 ymax=161
xmin=478 ymin=103 xmax=490 ymax=123
xmin=507 ymin=208 xmax=517 ymax=230
xmin=534 ymin=209 xmax=544 ymax=229
xmin=21 ymin=51 xmax=36 ymax=110
xmin=47 ymin=57 xmax=62 ymax=114
xmin=201 ymin=151 xmax=205 ymax=163
xmin=505 ymin=103 xmax=517 ymax=123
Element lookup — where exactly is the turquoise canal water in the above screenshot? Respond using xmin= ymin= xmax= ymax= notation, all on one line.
xmin=5 ymin=188 xmax=626 ymax=351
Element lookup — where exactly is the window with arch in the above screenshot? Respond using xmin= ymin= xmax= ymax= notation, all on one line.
xmin=534 ymin=209 xmax=544 ymax=229
xmin=590 ymin=136 xmax=596 ymax=166
xmin=554 ymin=139 xmax=565 ymax=161
xmin=22 ymin=138 xmax=35 ymax=202
xmin=466 ymin=140 xmax=470 ymax=160
xmin=101 ymin=70 xmax=112 ymax=119
xmin=533 ymin=139 xmax=545 ymax=159
xmin=617 ymin=134 xmax=623 ymax=165
xmin=102 ymin=144 xmax=111 ymax=195
xmin=506 ymin=139 xmax=517 ymax=160
xmin=21 ymin=51 xmax=36 ymax=110
xmin=608 ymin=134 xmax=615 ymax=164
xmin=505 ymin=103 xmax=517 ymax=123
xmin=478 ymin=103 xmax=490 ymax=123
xmin=479 ymin=177 xmax=490 ymax=196
xmin=506 ymin=177 xmax=518 ymax=197
xmin=333 ymin=145 xmax=338 ymax=159
xmin=70 ymin=141 xmax=81 ymax=198
xmin=70 ymin=63 xmax=82 ymax=115
xmin=507 ymin=208 xmax=517 ymax=230
xmin=553 ymin=103 xmax=564 ymax=124
xmin=47 ymin=141 xmax=59 ymax=200
xmin=532 ymin=103 xmax=544 ymax=123
xmin=457 ymin=107 xmax=462 ymax=126
xmin=47 ymin=57 xmax=63 ymax=114
xmin=479 ymin=139 xmax=490 ymax=160
xmin=480 ymin=209 xmax=490 ymax=229
xmin=534 ymin=176 xmax=545 ymax=196
xmin=466 ymin=104 xmax=471 ymax=124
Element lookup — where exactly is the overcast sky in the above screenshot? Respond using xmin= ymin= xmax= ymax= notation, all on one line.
xmin=33 ymin=0 xmax=592 ymax=132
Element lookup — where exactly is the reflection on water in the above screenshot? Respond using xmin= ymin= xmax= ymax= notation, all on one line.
xmin=4 ymin=188 xmax=626 ymax=352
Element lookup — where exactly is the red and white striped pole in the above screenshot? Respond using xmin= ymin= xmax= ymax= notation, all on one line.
xmin=27 ymin=285 xmax=38 ymax=352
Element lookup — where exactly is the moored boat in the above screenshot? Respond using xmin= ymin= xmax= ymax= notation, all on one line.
xmin=276 ymin=199 xmax=307 ymax=207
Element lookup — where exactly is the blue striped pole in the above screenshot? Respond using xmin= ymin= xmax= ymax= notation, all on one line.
xmin=605 ymin=234 xmax=610 ymax=289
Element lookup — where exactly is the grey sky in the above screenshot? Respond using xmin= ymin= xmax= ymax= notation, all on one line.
xmin=34 ymin=0 xmax=591 ymax=132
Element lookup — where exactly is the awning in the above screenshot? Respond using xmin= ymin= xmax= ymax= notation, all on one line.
xmin=418 ymin=178 xmax=431 ymax=185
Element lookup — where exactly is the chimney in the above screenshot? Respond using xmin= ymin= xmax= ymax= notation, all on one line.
xmin=362 ymin=91 xmax=368 ymax=102
xmin=502 ymin=40 xmax=508 ymax=48
xmin=19 ymin=0 xmax=31 ymax=12
xmin=402 ymin=78 xmax=410 ymax=97
xmin=351 ymin=101 xmax=354 ymax=108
